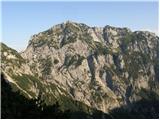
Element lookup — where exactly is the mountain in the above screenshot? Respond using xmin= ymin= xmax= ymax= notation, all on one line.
xmin=1 ymin=21 xmax=159 ymax=118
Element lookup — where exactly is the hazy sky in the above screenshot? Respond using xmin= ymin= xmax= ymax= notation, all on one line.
xmin=2 ymin=1 xmax=159 ymax=51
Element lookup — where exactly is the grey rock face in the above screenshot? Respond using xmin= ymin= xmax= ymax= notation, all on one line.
xmin=1 ymin=21 xmax=159 ymax=113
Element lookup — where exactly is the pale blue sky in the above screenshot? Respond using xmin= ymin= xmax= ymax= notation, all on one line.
xmin=2 ymin=1 xmax=159 ymax=51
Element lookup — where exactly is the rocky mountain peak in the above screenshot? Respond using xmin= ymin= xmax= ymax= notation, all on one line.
xmin=64 ymin=20 xmax=76 ymax=24
xmin=1 ymin=21 xmax=159 ymax=118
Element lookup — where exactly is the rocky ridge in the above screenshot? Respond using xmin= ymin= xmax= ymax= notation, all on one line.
xmin=1 ymin=21 xmax=159 ymax=115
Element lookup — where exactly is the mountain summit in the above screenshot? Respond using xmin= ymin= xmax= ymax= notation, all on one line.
xmin=1 ymin=21 xmax=159 ymax=118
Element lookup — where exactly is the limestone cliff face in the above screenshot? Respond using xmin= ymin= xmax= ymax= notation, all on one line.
xmin=1 ymin=21 xmax=159 ymax=113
